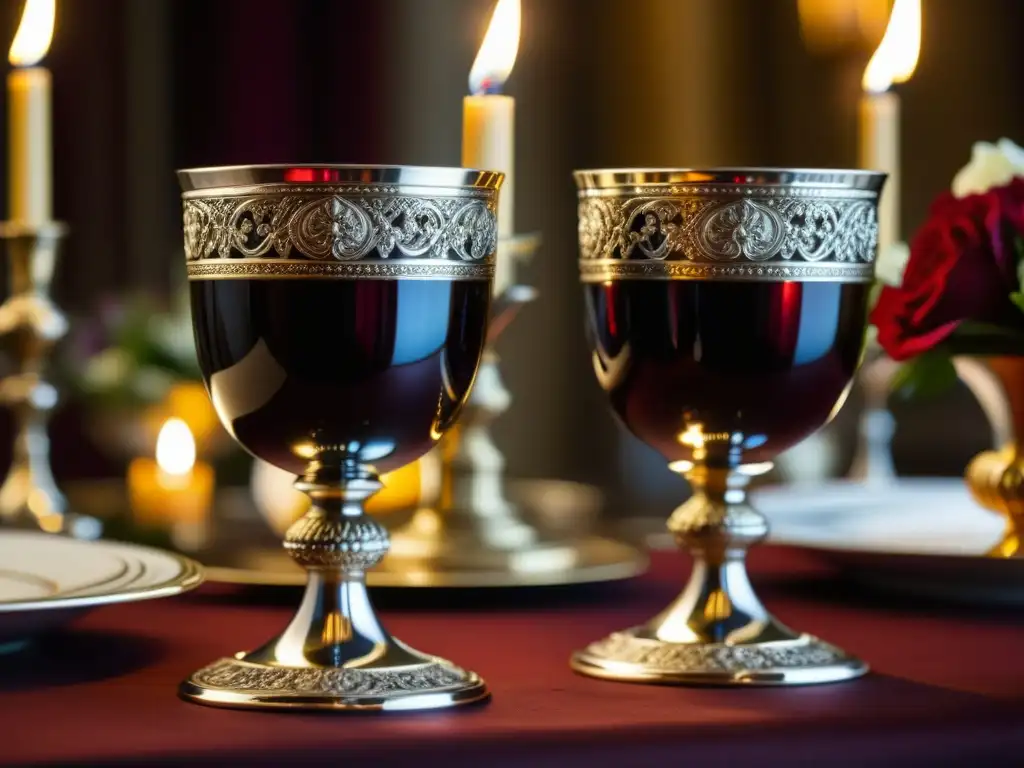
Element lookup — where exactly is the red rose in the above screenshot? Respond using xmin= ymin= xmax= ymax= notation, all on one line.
xmin=871 ymin=178 xmax=1024 ymax=361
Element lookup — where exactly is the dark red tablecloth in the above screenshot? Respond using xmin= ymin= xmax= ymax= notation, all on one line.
xmin=4 ymin=547 xmax=1024 ymax=766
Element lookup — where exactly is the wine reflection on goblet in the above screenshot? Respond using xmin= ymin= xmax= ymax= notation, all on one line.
xmin=177 ymin=164 xmax=501 ymax=711
xmin=573 ymin=168 xmax=885 ymax=686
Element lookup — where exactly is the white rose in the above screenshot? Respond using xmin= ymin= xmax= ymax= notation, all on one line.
xmin=951 ymin=138 xmax=1024 ymax=198
xmin=875 ymin=242 xmax=910 ymax=287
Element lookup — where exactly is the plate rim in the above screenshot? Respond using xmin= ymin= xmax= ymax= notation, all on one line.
xmin=0 ymin=531 xmax=205 ymax=613
xmin=754 ymin=478 xmax=1006 ymax=560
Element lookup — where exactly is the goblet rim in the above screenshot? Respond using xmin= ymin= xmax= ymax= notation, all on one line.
xmin=574 ymin=167 xmax=886 ymax=193
xmin=178 ymin=164 xmax=504 ymax=193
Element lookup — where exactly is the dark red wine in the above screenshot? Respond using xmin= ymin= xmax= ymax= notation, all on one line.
xmin=585 ymin=280 xmax=869 ymax=466
xmin=191 ymin=279 xmax=490 ymax=474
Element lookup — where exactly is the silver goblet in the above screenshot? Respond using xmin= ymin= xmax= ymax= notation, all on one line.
xmin=177 ymin=165 xmax=501 ymax=711
xmin=572 ymin=168 xmax=885 ymax=686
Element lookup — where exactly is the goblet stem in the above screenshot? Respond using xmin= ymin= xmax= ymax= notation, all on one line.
xmin=660 ymin=467 xmax=793 ymax=644
xmin=179 ymin=460 xmax=489 ymax=711
xmin=570 ymin=463 xmax=868 ymax=686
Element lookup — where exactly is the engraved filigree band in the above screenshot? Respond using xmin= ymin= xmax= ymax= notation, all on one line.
xmin=188 ymin=658 xmax=477 ymax=699
xmin=579 ymin=631 xmax=847 ymax=671
xmin=575 ymin=171 xmax=885 ymax=283
xmin=182 ymin=183 xmax=499 ymax=280
xmin=571 ymin=630 xmax=865 ymax=685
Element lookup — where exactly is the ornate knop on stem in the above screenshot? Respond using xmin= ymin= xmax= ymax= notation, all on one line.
xmin=285 ymin=463 xmax=389 ymax=574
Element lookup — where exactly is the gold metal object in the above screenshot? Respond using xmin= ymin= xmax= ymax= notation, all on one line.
xmin=0 ymin=223 xmax=99 ymax=539
xmin=576 ymin=168 xmax=880 ymax=283
xmin=178 ymin=164 xmax=499 ymax=712
xmin=378 ymin=478 xmax=646 ymax=588
xmin=965 ymin=356 xmax=1024 ymax=558
xmin=383 ymin=234 xmax=647 ymax=589
xmin=64 ymin=478 xmax=645 ymax=588
xmin=571 ymin=465 xmax=865 ymax=685
xmin=571 ymin=167 xmax=885 ymax=687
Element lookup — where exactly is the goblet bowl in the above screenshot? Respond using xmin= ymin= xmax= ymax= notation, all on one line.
xmin=573 ymin=168 xmax=885 ymax=686
xmin=177 ymin=164 xmax=501 ymax=711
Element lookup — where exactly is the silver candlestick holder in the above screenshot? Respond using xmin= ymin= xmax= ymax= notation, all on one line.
xmin=0 ymin=222 xmax=99 ymax=538
xmin=378 ymin=235 xmax=646 ymax=588
xmin=849 ymin=351 xmax=1012 ymax=484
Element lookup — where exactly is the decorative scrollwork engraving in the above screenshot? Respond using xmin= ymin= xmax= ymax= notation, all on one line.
xmin=580 ymin=632 xmax=848 ymax=673
xmin=190 ymin=658 xmax=471 ymax=698
xmin=284 ymin=514 xmax=390 ymax=571
xmin=698 ymin=199 xmax=786 ymax=262
xmin=577 ymin=185 xmax=879 ymax=283
xmin=184 ymin=188 xmax=498 ymax=280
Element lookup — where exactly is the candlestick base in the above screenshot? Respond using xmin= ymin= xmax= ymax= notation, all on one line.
xmin=0 ymin=222 xmax=100 ymax=540
xmin=382 ymin=275 xmax=645 ymax=589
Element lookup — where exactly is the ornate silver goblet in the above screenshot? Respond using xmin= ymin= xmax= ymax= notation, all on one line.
xmin=572 ymin=168 xmax=885 ymax=686
xmin=177 ymin=165 xmax=501 ymax=711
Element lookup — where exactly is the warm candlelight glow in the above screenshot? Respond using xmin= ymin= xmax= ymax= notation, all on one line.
xmin=9 ymin=0 xmax=55 ymax=68
xmin=862 ymin=0 xmax=921 ymax=94
xmin=129 ymin=417 xmax=213 ymax=528
xmin=468 ymin=0 xmax=521 ymax=95
xmin=156 ymin=418 xmax=196 ymax=477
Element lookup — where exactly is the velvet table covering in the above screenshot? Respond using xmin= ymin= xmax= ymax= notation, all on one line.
xmin=3 ymin=547 xmax=1024 ymax=766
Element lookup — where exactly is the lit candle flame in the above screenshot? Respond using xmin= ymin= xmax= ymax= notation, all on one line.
xmin=862 ymin=0 xmax=921 ymax=94
xmin=9 ymin=0 xmax=55 ymax=68
xmin=468 ymin=0 xmax=521 ymax=95
xmin=156 ymin=418 xmax=196 ymax=477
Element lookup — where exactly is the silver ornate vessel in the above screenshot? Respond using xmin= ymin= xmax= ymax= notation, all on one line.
xmin=571 ymin=168 xmax=885 ymax=687
xmin=177 ymin=164 xmax=501 ymax=711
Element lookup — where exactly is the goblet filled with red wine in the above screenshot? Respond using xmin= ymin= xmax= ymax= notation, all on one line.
xmin=573 ymin=168 xmax=886 ymax=686
xmin=177 ymin=164 xmax=502 ymax=711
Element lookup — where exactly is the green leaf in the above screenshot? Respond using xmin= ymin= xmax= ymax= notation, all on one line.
xmin=890 ymin=352 xmax=959 ymax=400
xmin=943 ymin=321 xmax=1024 ymax=356
xmin=1012 ymin=292 xmax=1024 ymax=315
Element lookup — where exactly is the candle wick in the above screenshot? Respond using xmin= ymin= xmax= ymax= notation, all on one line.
xmin=475 ymin=77 xmax=503 ymax=96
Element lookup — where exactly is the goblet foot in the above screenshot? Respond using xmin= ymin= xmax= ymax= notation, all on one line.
xmin=180 ymin=647 xmax=488 ymax=712
xmin=179 ymin=463 xmax=489 ymax=712
xmin=571 ymin=629 xmax=865 ymax=687
xmin=571 ymin=464 xmax=867 ymax=688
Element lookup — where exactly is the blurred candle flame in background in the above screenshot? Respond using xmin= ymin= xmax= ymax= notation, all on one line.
xmin=468 ymin=0 xmax=520 ymax=95
xmin=862 ymin=0 xmax=922 ymax=93
xmin=156 ymin=418 xmax=195 ymax=481
xmin=9 ymin=0 xmax=54 ymax=67
xmin=797 ymin=0 xmax=890 ymax=55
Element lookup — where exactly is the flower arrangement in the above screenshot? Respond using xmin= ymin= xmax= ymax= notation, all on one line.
xmin=61 ymin=285 xmax=233 ymax=463
xmin=66 ymin=285 xmax=199 ymax=409
xmin=871 ymin=139 xmax=1024 ymax=395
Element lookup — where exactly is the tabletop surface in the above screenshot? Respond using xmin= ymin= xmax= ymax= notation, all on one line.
xmin=4 ymin=546 xmax=1024 ymax=766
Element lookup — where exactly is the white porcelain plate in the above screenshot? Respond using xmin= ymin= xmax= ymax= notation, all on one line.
xmin=753 ymin=478 xmax=1024 ymax=605
xmin=0 ymin=531 xmax=203 ymax=648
